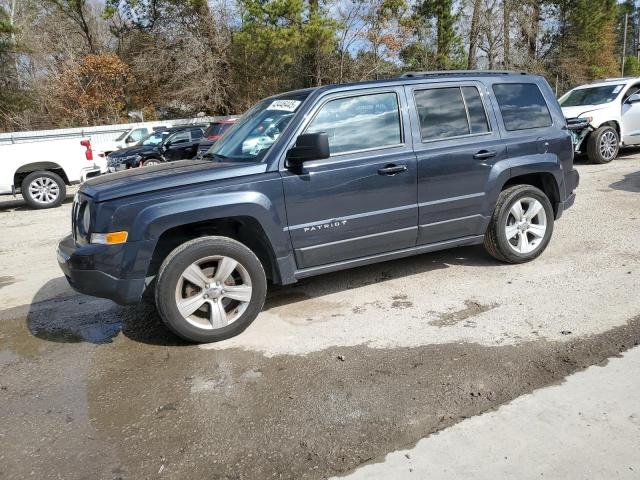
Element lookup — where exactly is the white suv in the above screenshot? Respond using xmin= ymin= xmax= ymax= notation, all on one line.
xmin=560 ymin=77 xmax=640 ymax=163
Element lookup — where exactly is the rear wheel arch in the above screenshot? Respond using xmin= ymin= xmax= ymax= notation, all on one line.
xmin=501 ymin=172 xmax=560 ymax=217
xmin=14 ymin=162 xmax=69 ymax=189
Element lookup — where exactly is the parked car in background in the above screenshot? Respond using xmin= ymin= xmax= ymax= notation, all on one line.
xmin=560 ymin=77 xmax=640 ymax=163
xmin=106 ymin=126 xmax=206 ymax=171
xmin=97 ymin=125 xmax=168 ymax=157
xmin=194 ymin=118 xmax=238 ymax=159
xmin=0 ymin=138 xmax=105 ymax=208
xmin=59 ymin=70 xmax=579 ymax=343
xmin=203 ymin=118 xmax=237 ymax=141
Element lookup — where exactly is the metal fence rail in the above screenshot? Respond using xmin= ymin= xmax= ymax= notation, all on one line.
xmin=0 ymin=116 xmax=232 ymax=147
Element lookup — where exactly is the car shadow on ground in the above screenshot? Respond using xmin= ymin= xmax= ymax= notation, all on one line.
xmin=0 ymin=193 xmax=75 ymax=212
xmin=24 ymin=244 xmax=500 ymax=347
xmin=609 ymin=170 xmax=640 ymax=193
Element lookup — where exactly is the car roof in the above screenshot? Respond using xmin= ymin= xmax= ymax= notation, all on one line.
xmin=269 ymin=71 xmax=543 ymax=100
xmin=575 ymin=77 xmax=640 ymax=89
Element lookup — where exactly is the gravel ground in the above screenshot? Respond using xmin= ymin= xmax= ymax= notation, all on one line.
xmin=0 ymin=154 xmax=639 ymax=479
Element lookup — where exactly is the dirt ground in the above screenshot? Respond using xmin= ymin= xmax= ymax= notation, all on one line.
xmin=0 ymin=154 xmax=639 ymax=479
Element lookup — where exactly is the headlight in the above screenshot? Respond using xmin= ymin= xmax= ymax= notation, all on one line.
xmin=82 ymin=203 xmax=91 ymax=233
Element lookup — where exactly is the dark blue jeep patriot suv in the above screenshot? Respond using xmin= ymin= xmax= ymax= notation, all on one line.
xmin=57 ymin=71 xmax=579 ymax=343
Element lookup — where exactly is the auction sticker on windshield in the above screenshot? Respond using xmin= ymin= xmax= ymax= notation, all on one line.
xmin=266 ymin=100 xmax=301 ymax=112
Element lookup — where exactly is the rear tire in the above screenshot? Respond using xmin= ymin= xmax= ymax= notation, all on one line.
xmin=155 ymin=236 xmax=267 ymax=343
xmin=142 ymin=158 xmax=161 ymax=167
xmin=484 ymin=185 xmax=554 ymax=263
xmin=21 ymin=171 xmax=66 ymax=209
xmin=586 ymin=126 xmax=619 ymax=164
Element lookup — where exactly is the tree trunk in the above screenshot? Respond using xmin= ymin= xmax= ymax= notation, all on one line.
xmin=528 ymin=0 xmax=540 ymax=61
xmin=503 ymin=0 xmax=510 ymax=68
xmin=468 ymin=0 xmax=483 ymax=69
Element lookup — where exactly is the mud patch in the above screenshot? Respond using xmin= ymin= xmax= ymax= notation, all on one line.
xmin=2 ymin=306 xmax=640 ymax=480
xmin=429 ymin=300 xmax=498 ymax=327
xmin=391 ymin=294 xmax=413 ymax=309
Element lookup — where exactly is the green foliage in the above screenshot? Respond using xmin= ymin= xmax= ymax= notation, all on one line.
xmin=623 ymin=55 xmax=640 ymax=76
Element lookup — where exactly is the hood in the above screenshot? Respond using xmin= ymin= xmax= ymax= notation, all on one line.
xmin=107 ymin=144 xmax=158 ymax=158
xmin=561 ymin=105 xmax=609 ymax=119
xmin=81 ymin=159 xmax=268 ymax=202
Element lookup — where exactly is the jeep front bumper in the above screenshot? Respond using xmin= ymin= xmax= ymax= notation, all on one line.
xmin=56 ymin=234 xmax=149 ymax=305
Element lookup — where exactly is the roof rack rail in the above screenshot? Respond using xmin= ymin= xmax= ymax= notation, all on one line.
xmin=400 ymin=70 xmax=527 ymax=78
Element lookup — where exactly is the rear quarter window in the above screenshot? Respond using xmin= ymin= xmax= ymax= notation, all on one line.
xmin=492 ymin=83 xmax=552 ymax=131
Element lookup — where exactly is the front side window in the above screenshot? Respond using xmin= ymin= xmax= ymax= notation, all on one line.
xmin=167 ymin=131 xmax=189 ymax=144
xmin=305 ymin=92 xmax=402 ymax=155
xmin=414 ymin=86 xmax=490 ymax=141
xmin=191 ymin=129 xmax=203 ymax=139
xmin=493 ymin=83 xmax=552 ymax=131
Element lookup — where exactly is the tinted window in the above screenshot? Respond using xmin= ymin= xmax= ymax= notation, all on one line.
xmin=305 ymin=92 xmax=401 ymax=155
xmin=168 ymin=131 xmax=189 ymax=143
xmin=191 ymin=128 xmax=203 ymax=139
xmin=414 ymin=87 xmax=470 ymax=140
xmin=462 ymin=87 xmax=490 ymax=134
xmin=493 ymin=83 xmax=552 ymax=131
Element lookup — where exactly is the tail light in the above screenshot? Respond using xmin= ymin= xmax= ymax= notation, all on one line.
xmin=80 ymin=140 xmax=93 ymax=161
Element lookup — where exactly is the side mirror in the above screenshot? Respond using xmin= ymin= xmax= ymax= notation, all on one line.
xmin=627 ymin=93 xmax=640 ymax=104
xmin=286 ymin=133 xmax=330 ymax=167
xmin=125 ymin=136 xmax=135 ymax=143
xmin=163 ymin=141 xmax=171 ymax=149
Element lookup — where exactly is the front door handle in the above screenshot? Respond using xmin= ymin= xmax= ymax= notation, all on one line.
xmin=378 ymin=164 xmax=408 ymax=175
xmin=473 ymin=150 xmax=497 ymax=160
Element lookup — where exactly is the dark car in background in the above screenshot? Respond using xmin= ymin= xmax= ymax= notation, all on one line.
xmin=106 ymin=126 xmax=206 ymax=171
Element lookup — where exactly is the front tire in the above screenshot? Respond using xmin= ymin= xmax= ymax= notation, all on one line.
xmin=155 ymin=236 xmax=267 ymax=343
xmin=587 ymin=126 xmax=619 ymax=164
xmin=142 ymin=158 xmax=161 ymax=167
xmin=21 ymin=171 xmax=66 ymax=209
xmin=484 ymin=185 xmax=554 ymax=263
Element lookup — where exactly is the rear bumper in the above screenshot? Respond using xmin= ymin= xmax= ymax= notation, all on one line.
xmin=556 ymin=169 xmax=579 ymax=219
xmin=56 ymin=234 xmax=147 ymax=305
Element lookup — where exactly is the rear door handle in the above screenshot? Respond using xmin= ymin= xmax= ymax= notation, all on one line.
xmin=378 ymin=164 xmax=408 ymax=175
xmin=473 ymin=150 xmax=497 ymax=160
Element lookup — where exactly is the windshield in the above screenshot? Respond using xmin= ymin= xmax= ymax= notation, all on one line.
xmin=559 ymin=84 xmax=623 ymax=107
xmin=207 ymin=95 xmax=307 ymax=162
xmin=138 ymin=131 xmax=169 ymax=146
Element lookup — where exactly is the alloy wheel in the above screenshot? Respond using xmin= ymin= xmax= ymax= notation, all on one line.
xmin=174 ymin=256 xmax=253 ymax=330
xmin=599 ymin=130 xmax=618 ymax=161
xmin=504 ymin=197 xmax=547 ymax=254
xmin=28 ymin=177 xmax=60 ymax=205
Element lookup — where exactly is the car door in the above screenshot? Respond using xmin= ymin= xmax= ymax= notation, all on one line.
xmin=280 ymin=88 xmax=418 ymax=270
xmin=404 ymin=81 xmax=507 ymax=245
xmin=163 ymin=130 xmax=191 ymax=160
xmin=621 ymin=82 xmax=640 ymax=144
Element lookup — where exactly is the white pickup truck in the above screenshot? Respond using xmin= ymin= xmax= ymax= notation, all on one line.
xmin=0 ymin=138 xmax=106 ymax=209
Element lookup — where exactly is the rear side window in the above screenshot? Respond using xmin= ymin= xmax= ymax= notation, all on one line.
xmin=492 ymin=83 xmax=552 ymax=131
xmin=191 ymin=128 xmax=203 ymax=139
xmin=414 ymin=86 xmax=489 ymax=141
xmin=305 ymin=92 xmax=402 ymax=155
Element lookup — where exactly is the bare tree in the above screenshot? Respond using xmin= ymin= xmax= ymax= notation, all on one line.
xmin=468 ymin=0 xmax=482 ymax=69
